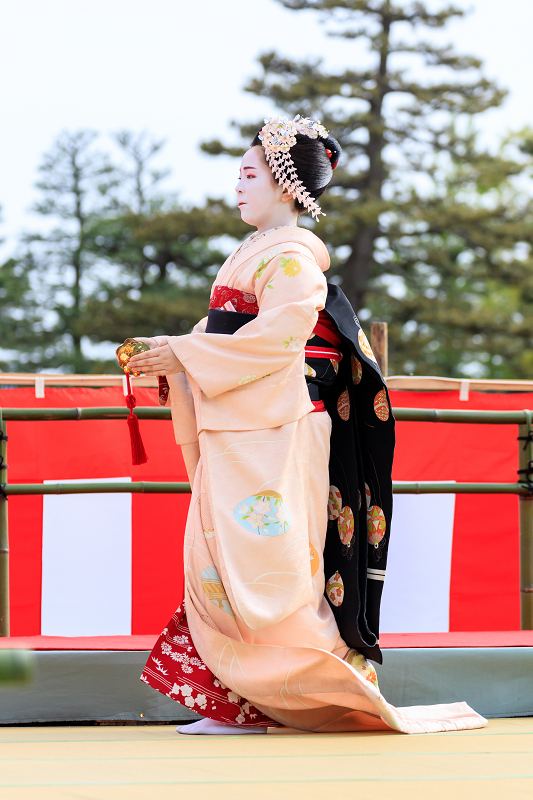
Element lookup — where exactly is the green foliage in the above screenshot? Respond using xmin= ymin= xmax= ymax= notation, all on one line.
xmin=0 ymin=255 xmax=41 ymax=372
xmin=7 ymin=131 xmax=247 ymax=373
xmin=3 ymin=1 xmax=533 ymax=380
xmin=201 ymin=0 xmax=533 ymax=379
xmin=18 ymin=130 xmax=122 ymax=372
xmin=81 ymin=198 xmax=248 ymax=346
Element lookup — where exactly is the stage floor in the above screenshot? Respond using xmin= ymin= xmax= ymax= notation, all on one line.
xmin=0 ymin=717 xmax=531 ymax=799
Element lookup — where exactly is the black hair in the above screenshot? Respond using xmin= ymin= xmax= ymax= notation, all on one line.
xmin=250 ymin=130 xmax=341 ymax=215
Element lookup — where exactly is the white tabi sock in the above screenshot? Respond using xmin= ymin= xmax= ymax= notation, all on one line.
xmin=176 ymin=718 xmax=267 ymax=735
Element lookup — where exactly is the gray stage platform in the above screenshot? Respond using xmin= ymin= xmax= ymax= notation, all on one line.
xmin=0 ymin=647 xmax=532 ymax=724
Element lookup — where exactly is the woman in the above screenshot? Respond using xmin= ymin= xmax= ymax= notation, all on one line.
xmin=128 ymin=116 xmax=485 ymax=735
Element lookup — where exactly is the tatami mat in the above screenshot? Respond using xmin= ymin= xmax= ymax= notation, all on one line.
xmin=0 ymin=717 xmax=531 ymax=799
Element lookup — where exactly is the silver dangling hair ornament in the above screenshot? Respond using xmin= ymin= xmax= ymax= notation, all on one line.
xmin=258 ymin=115 xmax=333 ymax=221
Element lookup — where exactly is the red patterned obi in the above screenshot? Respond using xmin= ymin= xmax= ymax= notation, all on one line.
xmin=209 ymin=287 xmax=340 ymax=413
xmin=209 ymin=285 xmax=259 ymax=315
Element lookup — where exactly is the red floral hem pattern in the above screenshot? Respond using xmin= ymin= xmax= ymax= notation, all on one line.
xmin=209 ymin=286 xmax=260 ymax=315
xmin=140 ymin=603 xmax=279 ymax=727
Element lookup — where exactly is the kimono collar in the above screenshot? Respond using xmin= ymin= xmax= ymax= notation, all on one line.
xmin=229 ymin=226 xmax=330 ymax=273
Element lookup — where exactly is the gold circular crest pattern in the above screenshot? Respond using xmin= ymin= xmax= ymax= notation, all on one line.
xmin=358 ymin=328 xmax=376 ymax=362
xmin=374 ymin=388 xmax=389 ymax=421
xmin=337 ymin=388 xmax=350 ymax=421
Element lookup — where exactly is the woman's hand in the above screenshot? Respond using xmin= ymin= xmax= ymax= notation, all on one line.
xmin=129 ymin=343 xmax=185 ymax=376
xmin=133 ymin=336 xmax=159 ymax=350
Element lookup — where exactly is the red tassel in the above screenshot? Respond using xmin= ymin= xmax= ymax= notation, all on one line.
xmin=125 ymin=373 xmax=148 ymax=465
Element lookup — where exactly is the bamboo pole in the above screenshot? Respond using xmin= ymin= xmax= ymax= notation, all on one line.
xmin=1 ymin=481 xmax=529 ymax=496
xmin=393 ymin=482 xmax=529 ymax=495
xmin=0 ymin=410 xmax=8 ymax=636
xmin=4 ymin=482 xmax=191 ymax=495
xmin=1 ymin=407 xmax=171 ymax=421
xmin=1 ymin=407 xmax=530 ymax=424
xmin=518 ymin=411 xmax=533 ymax=629
xmin=393 ymin=408 xmax=527 ymax=424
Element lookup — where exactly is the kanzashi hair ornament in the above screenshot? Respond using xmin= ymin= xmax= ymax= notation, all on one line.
xmin=258 ymin=115 xmax=330 ymax=220
xmin=325 ymin=147 xmax=339 ymax=169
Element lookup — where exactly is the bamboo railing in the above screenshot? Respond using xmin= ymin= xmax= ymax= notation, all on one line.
xmin=0 ymin=405 xmax=532 ymax=636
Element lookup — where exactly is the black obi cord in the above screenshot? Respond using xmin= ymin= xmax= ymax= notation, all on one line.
xmin=204 ymin=287 xmax=395 ymax=664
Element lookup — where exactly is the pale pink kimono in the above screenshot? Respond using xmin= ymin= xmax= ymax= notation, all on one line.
xmin=152 ymin=226 xmax=486 ymax=734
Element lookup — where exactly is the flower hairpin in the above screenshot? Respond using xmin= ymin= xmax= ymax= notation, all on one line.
xmin=258 ymin=114 xmax=331 ymax=221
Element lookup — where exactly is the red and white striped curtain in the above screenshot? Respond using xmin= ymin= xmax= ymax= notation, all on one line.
xmin=1 ymin=385 xmax=523 ymax=636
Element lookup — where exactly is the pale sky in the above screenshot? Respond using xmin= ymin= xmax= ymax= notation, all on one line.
xmin=1 ymin=0 xmax=533 ymax=259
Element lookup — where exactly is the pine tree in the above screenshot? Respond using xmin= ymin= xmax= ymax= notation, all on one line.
xmin=113 ymin=130 xmax=171 ymax=215
xmin=10 ymin=131 xmax=248 ymax=372
xmin=81 ymin=197 xmax=247 ymax=346
xmin=201 ymin=0 xmax=533 ymax=378
xmin=0 ymin=204 xmax=40 ymax=372
xmin=20 ymin=130 xmax=120 ymax=372
xmin=380 ymin=126 xmax=533 ymax=377
xmin=81 ymin=131 xmax=249 ymax=354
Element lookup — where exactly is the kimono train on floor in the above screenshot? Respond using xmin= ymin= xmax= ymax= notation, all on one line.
xmin=141 ymin=226 xmax=486 ymax=734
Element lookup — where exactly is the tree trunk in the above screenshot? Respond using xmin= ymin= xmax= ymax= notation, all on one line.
xmin=71 ymin=156 xmax=85 ymax=372
xmin=341 ymin=224 xmax=380 ymax=311
xmin=340 ymin=7 xmax=390 ymax=312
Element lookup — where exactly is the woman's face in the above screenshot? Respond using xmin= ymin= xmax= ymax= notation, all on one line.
xmin=235 ymin=146 xmax=293 ymax=229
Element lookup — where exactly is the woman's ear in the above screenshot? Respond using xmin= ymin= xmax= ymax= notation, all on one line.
xmin=280 ymin=188 xmax=295 ymax=205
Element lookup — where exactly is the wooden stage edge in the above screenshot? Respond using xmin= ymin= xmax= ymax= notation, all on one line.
xmin=1 ymin=636 xmax=532 ymax=726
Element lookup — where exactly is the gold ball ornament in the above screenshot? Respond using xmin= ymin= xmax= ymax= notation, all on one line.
xmin=115 ymin=338 xmax=150 ymax=376
xmin=328 ymin=485 xmax=342 ymax=520
xmin=367 ymin=505 xmax=386 ymax=548
xmin=326 ymin=571 xmax=344 ymax=607
xmin=338 ymin=506 xmax=354 ymax=546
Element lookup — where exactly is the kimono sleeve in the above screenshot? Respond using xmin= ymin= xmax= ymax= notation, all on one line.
xmin=166 ymin=250 xmax=327 ymax=398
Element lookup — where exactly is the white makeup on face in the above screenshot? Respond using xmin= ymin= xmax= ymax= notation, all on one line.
xmin=235 ymin=146 xmax=298 ymax=234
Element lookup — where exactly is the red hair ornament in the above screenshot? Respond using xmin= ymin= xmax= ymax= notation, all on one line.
xmin=325 ymin=148 xmax=338 ymax=169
